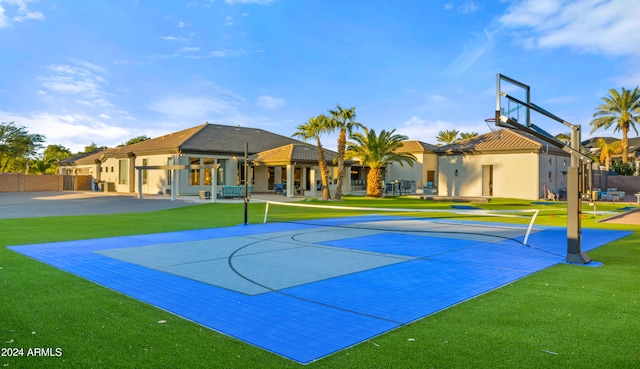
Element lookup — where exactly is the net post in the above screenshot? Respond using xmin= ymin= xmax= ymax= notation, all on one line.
xmin=523 ymin=209 xmax=539 ymax=246
xmin=263 ymin=201 xmax=270 ymax=224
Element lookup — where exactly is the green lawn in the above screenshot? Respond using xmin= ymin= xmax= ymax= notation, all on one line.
xmin=1 ymin=198 xmax=638 ymax=368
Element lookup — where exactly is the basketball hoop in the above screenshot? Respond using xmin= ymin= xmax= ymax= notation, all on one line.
xmin=485 ymin=118 xmax=500 ymax=138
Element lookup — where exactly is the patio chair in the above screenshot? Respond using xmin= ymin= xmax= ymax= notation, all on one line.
xmin=274 ymin=183 xmax=285 ymax=195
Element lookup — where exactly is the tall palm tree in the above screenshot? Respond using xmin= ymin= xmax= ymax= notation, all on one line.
xmin=590 ymin=87 xmax=640 ymax=163
xmin=596 ymin=138 xmax=623 ymax=172
xmin=346 ymin=128 xmax=416 ymax=198
xmin=292 ymin=115 xmax=332 ymax=200
xmin=436 ymin=129 xmax=459 ymax=145
xmin=328 ymin=103 xmax=362 ymax=201
xmin=458 ymin=132 xmax=479 ymax=140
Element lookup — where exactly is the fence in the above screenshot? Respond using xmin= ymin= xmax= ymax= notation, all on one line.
xmin=592 ymin=170 xmax=640 ymax=194
xmin=0 ymin=173 xmax=93 ymax=192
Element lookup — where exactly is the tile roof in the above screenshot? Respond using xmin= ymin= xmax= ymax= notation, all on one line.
xmin=59 ymin=123 xmax=316 ymax=165
xmin=396 ymin=140 xmax=438 ymax=153
xmin=249 ymin=144 xmax=337 ymax=164
xmin=434 ymin=129 xmax=568 ymax=156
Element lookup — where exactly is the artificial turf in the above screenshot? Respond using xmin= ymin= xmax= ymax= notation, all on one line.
xmin=1 ymin=197 xmax=638 ymax=368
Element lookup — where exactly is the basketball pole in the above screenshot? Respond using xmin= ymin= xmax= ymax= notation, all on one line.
xmin=496 ymin=73 xmax=593 ymax=264
xmin=244 ymin=143 xmax=249 ymax=225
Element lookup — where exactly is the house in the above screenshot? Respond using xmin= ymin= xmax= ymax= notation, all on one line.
xmin=58 ymin=123 xmax=343 ymax=198
xmin=434 ymin=129 xmax=571 ymax=200
xmin=248 ymin=143 xmax=338 ymax=196
xmin=582 ymin=136 xmax=640 ymax=173
xmin=385 ymin=140 xmax=439 ymax=193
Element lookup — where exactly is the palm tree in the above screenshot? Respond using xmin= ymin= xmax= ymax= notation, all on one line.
xmin=346 ymin=128 xmax=416 ymax=198
xmin=596 ymin=138 xmax=623 ymax=172
xmin=458 ymin=132 xmax=479 ymax=140
xmin=292 ymin=115 xmax=332 ymax=200
xmin=28 ymin=158 xmax=55 ymax=174
xmin=590 ymin=87 xmax=640 ymax=163
xmin=555 ymin=132 xmax=571 ymax=145
xmin=328 ymin=103 xmax=362 ymax=201
xmin=436 ymin=129 xmax=459 ymax=145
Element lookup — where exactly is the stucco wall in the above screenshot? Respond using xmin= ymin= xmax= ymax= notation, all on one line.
xmin=386 ymin=152 xmax=437 ymax=186
xmin=437 ymin=152 xmax=542 ymax=200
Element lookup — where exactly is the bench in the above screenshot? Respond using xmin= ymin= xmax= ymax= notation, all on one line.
xmin=220 ymin=185 xmax=252 ymax=199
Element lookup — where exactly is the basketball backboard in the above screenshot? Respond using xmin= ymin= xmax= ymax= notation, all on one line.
xmin=495 ymin=73 xmax=531 ymax=127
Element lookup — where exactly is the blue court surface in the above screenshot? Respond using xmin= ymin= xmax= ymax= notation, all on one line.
xmin=8 ymin=216 xmax=631 ymax=364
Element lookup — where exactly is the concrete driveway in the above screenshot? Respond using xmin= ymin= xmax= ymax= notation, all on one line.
xmin=0 ymin=192 xmax=202 ymax=219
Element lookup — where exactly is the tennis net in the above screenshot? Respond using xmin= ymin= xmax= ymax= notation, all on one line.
xmin=262 ymin=201 xmax=540 ymax=245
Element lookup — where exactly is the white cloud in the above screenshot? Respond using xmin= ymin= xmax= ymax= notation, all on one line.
xmin=0 ymin=110 xmax=132 ymax=152
xmin=500 ymin=0 xmax=640 ymax=57
xmin=39 ymin=63 xmax=109 ymax=103
xmin=225 ymin=0 xmax=275 ymax=4
xmin=256 ymin=95 xmax=285 ymax=110
xmin=178 ymin=46 xmax=200 ymax=53
xmin=0 ymin=6 xmax=8 ymax=28
xmin=147 ymin=96 xmax=242 ymax=119
xmin=396 ymin=116 xmax=455 ymax=143
xmin=0 ymin=0 xmax=44 ymax=27
xmin=460 ymin=1 xmax=479 ymax=13
xmin=446 ymin=28 xmax=494 ymax=75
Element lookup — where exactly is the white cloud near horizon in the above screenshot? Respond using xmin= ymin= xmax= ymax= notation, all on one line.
xmin=500 ymin=0 xmax=640 ymax=57
xmin=0 ymin=110 xmax=132 ymax=152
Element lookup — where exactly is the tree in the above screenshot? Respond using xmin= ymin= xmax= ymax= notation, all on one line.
xmin=555 ymin=132 xmax=571 ymax=144
xmin=120 ymin=135 xmax=150 ymax=147
xmin=346 ymin=128 xmax=416 ymax=198
xmin=459 ymin=132 xmax=479 ymax=140
xmin=28 ymin=158 xmax=55 ymax=174
xmin=0 ymin=122 xmax=45 ymax=172
xmin=595 ymin=138 xmax=623 ymax=172
xmin=43 ymin=144 xmax=73 ymax=174
xmin=328 ymin=103 xmax=363 ymax=201
xmin=80 ymin=142 xmax=107 ymax=154
xmin=293 ymin=115 xmax=333 ymax=200
xmin=590 ymin=87 xmax=640 ymax=163
xmin=436 ymin=129 xmax=459 ymax=145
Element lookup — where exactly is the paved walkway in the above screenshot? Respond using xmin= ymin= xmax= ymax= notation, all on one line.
xmin=602 ymin=207 xmax=640 ymax=225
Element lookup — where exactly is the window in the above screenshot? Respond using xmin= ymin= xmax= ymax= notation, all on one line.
xmin=142 ymin=159 xmax=148 ymax=185
xmin=118 ymin=159 xmax=127 ymax=184
xmin=203 ymin=158 xmax=214 ymax=185
xmin=190 ymin=157 xmax=200 ymax=185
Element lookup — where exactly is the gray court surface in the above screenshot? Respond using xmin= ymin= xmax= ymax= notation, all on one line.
xmin=97 ymin=227 xmax=414 ymax=295
xmin=0 ymin=192 xmax=200 ymax=219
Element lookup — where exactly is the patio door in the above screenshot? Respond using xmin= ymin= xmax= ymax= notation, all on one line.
xmin=482 ymin=165 xmax=493 ymax=196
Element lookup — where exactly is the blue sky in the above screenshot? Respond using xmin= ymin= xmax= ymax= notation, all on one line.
xmin=1 ymin=0 xmax=639 ymax=153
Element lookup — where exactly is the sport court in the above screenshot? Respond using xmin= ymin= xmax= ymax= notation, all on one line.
xmin=8 ymin=214 xmax=630 ymax=364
